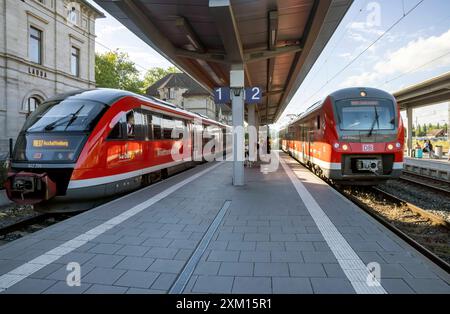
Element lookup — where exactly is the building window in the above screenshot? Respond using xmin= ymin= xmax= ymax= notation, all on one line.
xmin=169 ymin=88 xmax=176 ymax=99
xmin=68 ymin=6 xmax=79 ymax=25
xmin=25 ymin=97 xmax=41 ymax=114
xmin=71 ymin=46 xmax=80 ymax=77
xmin=29 ymin=26 xmax=42 ymax=64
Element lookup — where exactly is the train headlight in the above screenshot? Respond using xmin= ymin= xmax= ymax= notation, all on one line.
xmin=342 ymin=144 xmax=349 ymax=151
xmin=387 ymin=144 xmax=394 ymax=150
xmin=333 ymin=143 xmax=340 ymax=149
xmin=396 ymin=142 xmax=401 ymax=148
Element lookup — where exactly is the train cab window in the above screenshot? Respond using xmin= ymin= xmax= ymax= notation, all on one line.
xmin=108 ymin=114 xmax=127 ymax=140
xmin=126 ymin=112 xmax=135 ymax=138
xmin=152 ymin=115 xmax=162 ymax=140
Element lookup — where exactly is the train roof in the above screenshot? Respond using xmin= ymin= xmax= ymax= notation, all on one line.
xmin=44 ymin=89 xmax=134 ymax=105
xmin=329 ymin=87 xmax=396 ymax=101
xmin=43 ymin=88 xmax=230 ymax=128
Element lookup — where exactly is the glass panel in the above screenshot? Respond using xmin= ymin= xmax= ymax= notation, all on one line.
xmin=335 ymin=99 xmax=395 ymax=131
xmin=71 ymin=47 xmax=79 ymax=76
xmin=152 ymin=115 xmax=162 ymax=139
xmin=108 ymin=114 xmax=127 ymax=140
xmin=22 ymin=100 xmax=106 ymax=132
xmin=29 ymin=27 xmax=41 ymax=64
xmin=163 ymin=117 xmax=174 ymax=139
xmin=28 ymin=97 xmax=40 ymax=112
xmin=146 ymin=113 xmax=153 ymax=140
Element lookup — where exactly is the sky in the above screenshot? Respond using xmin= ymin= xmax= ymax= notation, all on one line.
xmin=87 ymin=0 xmax=450 ymax=129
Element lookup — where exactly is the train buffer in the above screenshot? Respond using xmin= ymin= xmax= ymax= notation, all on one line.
xmin=1 ymin=153 xmax=449 ymax=294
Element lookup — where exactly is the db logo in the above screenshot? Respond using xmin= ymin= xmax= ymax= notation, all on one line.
xmin=363 ymin=144 xmax=374 ymax=152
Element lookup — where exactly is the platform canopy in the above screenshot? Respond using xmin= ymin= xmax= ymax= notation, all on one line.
xmin=394 ymin=71 xmax=450 ymax=110
xmin=94 ymin=0 xmax=352 ymax=124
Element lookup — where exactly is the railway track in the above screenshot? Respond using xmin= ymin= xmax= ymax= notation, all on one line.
xmin=284 ymin=152 xmax=450 ymax=271
xmin=0 ymin=213 xmax=71 ymax=245
xmin=337 ymin=186 xmax=450 ymax=272
xmin=400 ymin=171 xmax=450 ymax=195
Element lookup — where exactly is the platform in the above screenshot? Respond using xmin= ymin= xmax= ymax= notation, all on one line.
xmin=404 ymin=157 xmax=450 ymax=181
xmin=0 ymin=153 xmax=449 ymax=294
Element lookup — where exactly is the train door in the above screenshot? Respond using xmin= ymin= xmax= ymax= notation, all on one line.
xmin=306 ymin=129 xmax=313 ymax=164
xmin=302 ymin=126 xmax=307 ymax=163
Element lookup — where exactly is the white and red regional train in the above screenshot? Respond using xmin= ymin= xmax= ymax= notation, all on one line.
xmin=5 ymin=89 xmax=231 ymax=212
xmin=280 ymin=87 xmax=405 ymax=185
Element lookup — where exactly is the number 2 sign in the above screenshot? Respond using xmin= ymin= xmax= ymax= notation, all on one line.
xmin=245 ymin=87 xmax=262 ymax=104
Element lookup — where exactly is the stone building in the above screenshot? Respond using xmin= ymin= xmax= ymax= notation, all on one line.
xmin=146 ymin=72 xmax=231 ymax=124
xmin=0 ymin=0 xmax=104 ymax=155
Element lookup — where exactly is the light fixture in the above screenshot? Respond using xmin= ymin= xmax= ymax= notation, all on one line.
xmin=387 ymin=144 xmax=394 ymax=150
xmin=342 ymin=144 xmax=349 ymax=151
xmin=232 ymin=88 xmax=242 ymax=97
xmin=396 ymin=142 xmax=401 ymax=148
xmin=360 ymin=91 xmax=367 ymax=97
xmin=333 ymin=143 xmax=340 ymax=149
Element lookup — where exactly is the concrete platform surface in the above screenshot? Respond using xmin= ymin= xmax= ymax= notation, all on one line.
xmin=0 ymin=153 xmax=449 ymax=294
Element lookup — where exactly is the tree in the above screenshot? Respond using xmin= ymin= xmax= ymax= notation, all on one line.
xmin=143 ymin=66 xmax=179 ymax=90
xmin=422 ymin=123 xmax=428 ymax=135
xmin=95 ymin=50 xmax=145 ymax=94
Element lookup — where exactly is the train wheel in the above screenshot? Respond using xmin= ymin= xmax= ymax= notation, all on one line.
xmin=141 ymin=174 xmax=152 ymax=187
xmin=150 ymin=170 xmax=162 ymax=183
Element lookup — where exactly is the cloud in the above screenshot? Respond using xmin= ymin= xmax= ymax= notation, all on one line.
xmin=96 ymin=25 xmax=127 ymax=38
xmin=340 ymin=28 xmax=450 ymax=87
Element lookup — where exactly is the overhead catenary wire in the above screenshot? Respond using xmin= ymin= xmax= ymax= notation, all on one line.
xmin=300 ymin=0 xmax=426 ymax=107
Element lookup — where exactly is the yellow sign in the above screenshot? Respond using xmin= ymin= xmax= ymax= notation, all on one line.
xmin=33 ymin=139 xmax=69 ymax=148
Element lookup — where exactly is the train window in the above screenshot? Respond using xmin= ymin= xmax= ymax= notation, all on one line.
xmin=145 ymin=113 xmax=153 ymax=140
xmin=152 ymin=115 xmax=162 ymax=140
xmin=126 ymin=111 xmax=135 ymax=138
xmin=163 ymin=116 xmax=174 ymax=139
xmin=108 ymin=114 xmax=127 ymax=140
xmin=173 ymin=119 xmax=185 ymax=139
xmin=133 ymin=110 xmax=146 ymax=140
xmin=317 ymin=115 xmax=321 ymax=130
xmin=335 ymin=99 xmax=395 ymax=131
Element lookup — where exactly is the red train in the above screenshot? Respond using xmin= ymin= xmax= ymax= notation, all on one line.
xmin=280 ymin=87 xmax=404 ymax=185
xmin=5 ymin=89 xmax=231 ymax=213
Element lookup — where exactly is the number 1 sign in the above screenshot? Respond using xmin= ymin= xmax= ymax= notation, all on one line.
xmin=213 ymin=87 xmax=230 ymax=104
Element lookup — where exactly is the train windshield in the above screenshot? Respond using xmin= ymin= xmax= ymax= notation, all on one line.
xmin=335 ymin=99 xmax=395 ymax=131
xmin=22 ymin=99 xmax=106 ymax=133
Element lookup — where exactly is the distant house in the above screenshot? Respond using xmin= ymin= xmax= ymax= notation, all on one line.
xmin=427 ymin=129 xmax=446 ymax=138
xmin=146 ymin=73 xmax=231 ymax=124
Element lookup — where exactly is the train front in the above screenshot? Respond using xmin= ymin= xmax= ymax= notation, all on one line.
xmin=328 ymin=88 xmax=404 ymax=184
xmin=4 ymin=92 xmax=106 ymax=208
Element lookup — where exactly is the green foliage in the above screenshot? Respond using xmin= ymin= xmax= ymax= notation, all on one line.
xmin=143 ymin=66 xmax=179 ymax=90
xmin=413 ymin=122 xmax=448 ymax=137
xmin=95 ymin=50 xmax=180 ymax=95
xmin=95 ymin=50 xmax=145 ymax=94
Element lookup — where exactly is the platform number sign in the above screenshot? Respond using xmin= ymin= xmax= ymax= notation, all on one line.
xmin=214 ymin=87 xmax=230 ymax=104
xmin=245 ymin=87 xmax=262 ymax=104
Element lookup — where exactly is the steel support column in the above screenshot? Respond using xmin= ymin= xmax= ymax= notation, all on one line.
xmin=231 ymin=65 xmax=245 ymax=186
xmin=406 ymin=107 xmax=413 ymax=157
xmin=248 ymin=103 xmax=257 ymax=162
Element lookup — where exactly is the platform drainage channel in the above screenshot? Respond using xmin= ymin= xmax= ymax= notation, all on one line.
xmin=169 ymin=200 xmax=231 ymax=294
